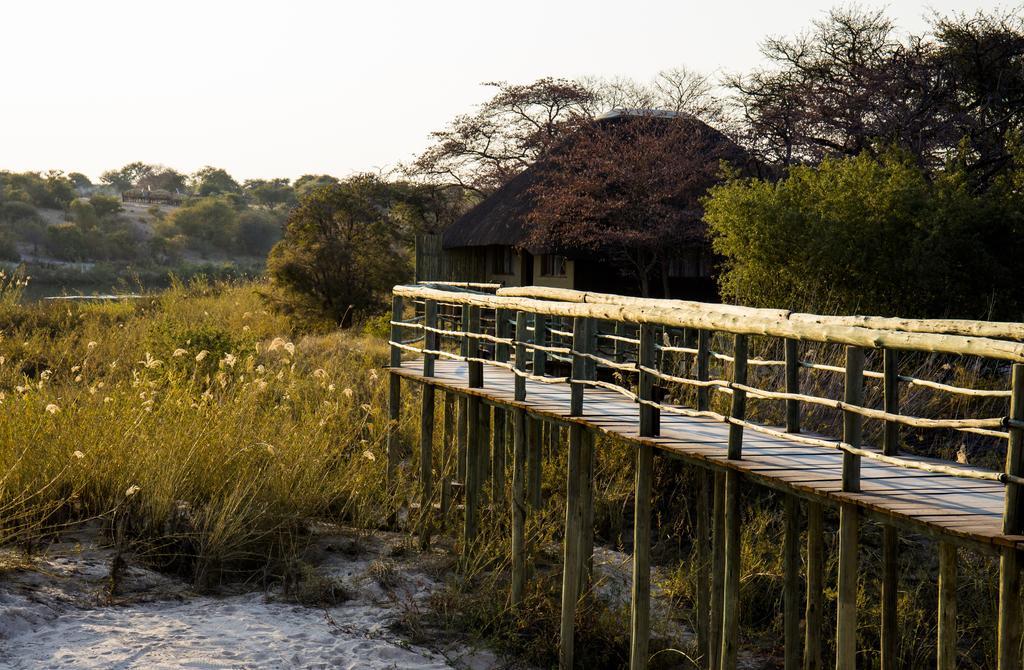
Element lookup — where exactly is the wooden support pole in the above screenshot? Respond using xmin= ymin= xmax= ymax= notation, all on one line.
xmin=880 ymin=525 xmax=898 ymax=670
xmin=492 ymin=408 xmax=507 ymax=505
xmin=533 ymin=313 xmax=548 ymax=378
xmin=515 ymin=311 xmax=529 ymax=402
xmin=836 ymin=503 xmax=859 ymax=670
xmin=467 ymin=305 xmax=483 ymax=388
xmin=560 ymin=424 xmax=586 ymax=670
xmin=387 ymin=372 xmax=401 ymax=488
xmin=441 ymin=392 xmax=455 ymax=524
xmin=719 ymin=470 xmax=741 ymax=670
xmin=697 ymin=329 xmax=711 ymax=412
xmin=697 ymin=471 xmax=712 ymax=667
xmin=580 ymin=429 xmax=595 ymax=593
xmin=881 ymin=348 xmax=899 ymax=670
xmin=419 ymin=384 xmax=435 ymax=549
xmin=710 ymin=471 xmax=725 ymax=670
xmin=463 ymin=395 xmax=481 ymax=548
xmin=639 ymin=323 xmax=660 ymax=437
xmin=479 ymin=403 xmax=491 ymax=501
xmin=511 ymin=407 xmax=528 ymax=606
xmin=423 ymin=299 xmax=437 ymax=377
xmin=785 ymin=338 xmax=800 ymax=433
xmin=630 ymin=441 xmax=653 ymax=670
xmin=784 ymin=494 xmax=801 ymax=670
xmin=842 ymin=346 xmax=865 ymax=493
xmin=997 ymin=546 xmax=1021 ymax=670
xmin=938 ymin=542 xmax=957 ymax=670
xmin=457 ymin=396 xmax=468 ymax=482
xmin=727 ymin=334 xmax=748 ymax=460
xmin=570 ymin=317 xmax=591 ymax=416
xmin=528 ymin=416 xmax=543 ymax=509
xmin=998 ymin=364 xmax=1024 ymax=670
xmin=387 ymin=295 xmax=404 ymax=489
xmin=803 ymin=501 xmax=824 ymax=670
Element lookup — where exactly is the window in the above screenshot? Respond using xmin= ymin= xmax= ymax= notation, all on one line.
xmin=491 ymin=246 xmax=514 ymax=275
xmin=541 ymin=254 xmax=567 ymax=277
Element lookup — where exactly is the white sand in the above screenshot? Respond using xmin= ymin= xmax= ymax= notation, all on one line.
xmin=0 ymin=527 xmax=509 ymax=670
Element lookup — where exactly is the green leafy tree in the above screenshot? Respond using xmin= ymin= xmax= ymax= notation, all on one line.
xmin=235 ymin=210 xmax=282 ymax=256
xmin=100 ymin=162 xmax=155 ymax=192
xmin=705 ymin=148 xmax=1024 ymax=318
xmin=243 ymin=178 xmax=296 ymax=208
xmin=89 ymin=194 xmax=123 ymax=219
xmin=293 ymin=174 xmax=339 ymax=200
xmin=162 ymin=197 xmax=239 ymax=251
xmin=191 ymin=167 xmax=241 ymax=196
xmin=67 ymin=172 xmax=93 ymax=190
xmin=69 ymin=199 xmax=99 ymax=230
xmin=267 ymin=176 xmax=410 ymax=325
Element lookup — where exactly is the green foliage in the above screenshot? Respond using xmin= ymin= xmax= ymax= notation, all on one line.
xmin=89 ymin=194 xmax=123 ymax=219
xmin=0 ymin=200 xmax=40 ymax=224
xmin=69 ymin=198 xmax=99 ymax=230
xmin=161 ymin=198 xmax=239 ymax=251
xmin=705 ymin=149 xmax=1024 ymax=318
xmin=0 ymin=170 xmax=76 ymax=209
xmin=243 ymin=178 xmax=296 ymax=209
xmin=0 ymin=231 xmax=20 ymax=261
xmin=192 ymin=166 xmax=241 ymax=196
xmin=266 ymin=176 xmax=411 ymax=325
xmin=236 ymin=210 xmax=282 ymax=256
xmin=100 ymin=162 xmax=154 ymax=192
xmin=45 ymin=223 xmax=92 ymax=261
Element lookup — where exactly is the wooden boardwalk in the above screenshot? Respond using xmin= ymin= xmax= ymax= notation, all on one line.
xmin=395 ymin=358 xmax=1016 ymax=553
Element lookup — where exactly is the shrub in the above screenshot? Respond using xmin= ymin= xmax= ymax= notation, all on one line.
xmin=235 ymin=210 xmax=281 ymax=256
xmin=704 ymin=149 xmax=1024 ymax=318
xmin=163 ymin=197 xmax=239 ymax=252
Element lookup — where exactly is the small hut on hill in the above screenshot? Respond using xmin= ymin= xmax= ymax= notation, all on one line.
xmin=416 ymin=110 xmax=746 ymax=299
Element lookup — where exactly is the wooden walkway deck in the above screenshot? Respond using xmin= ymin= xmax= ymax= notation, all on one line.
xmin=395 ymin=358 xmax=1020 ymax=554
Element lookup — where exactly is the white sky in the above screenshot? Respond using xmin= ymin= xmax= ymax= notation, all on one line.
xmin=1 ymin=0 xmax=1002 ymax=182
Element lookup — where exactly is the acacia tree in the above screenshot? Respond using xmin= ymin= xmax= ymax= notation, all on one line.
xmin=526 ymin=114 xmax=745 ymax=297
xmin=410 ymin=78 xmax=596 ymax=195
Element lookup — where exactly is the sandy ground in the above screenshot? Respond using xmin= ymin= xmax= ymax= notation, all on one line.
xmin=0 ymin=524 xmax=512 ymax=670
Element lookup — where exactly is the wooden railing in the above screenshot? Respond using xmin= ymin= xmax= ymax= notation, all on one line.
xmin=387 ymin=283 xmax=1024 ymax=670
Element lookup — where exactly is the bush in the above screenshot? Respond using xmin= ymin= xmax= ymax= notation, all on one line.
xmin=0 ymin=232 xmax=20 ymax=261
xmin=162 ymin=198 xmax=239 ymax=251
xmin=704 ymin=149 xmax=1024 ymax=319
xmin=0 ymin=200 xmax=40 ymax=224
xmin=235 ymin=210 xmax=281 ymax=256
xmin=45 ymin=222 xmax=93 ymax=261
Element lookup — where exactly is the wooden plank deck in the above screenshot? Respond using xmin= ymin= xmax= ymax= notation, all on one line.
xmin=394 ymin=358 xmax=1022 ymax=554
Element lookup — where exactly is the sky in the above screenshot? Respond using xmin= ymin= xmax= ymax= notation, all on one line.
xmin=1 ymin=0 xmax=1004 ymax=183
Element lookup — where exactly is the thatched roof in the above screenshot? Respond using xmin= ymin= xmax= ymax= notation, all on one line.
xmin=441 ymin=110 xmax=745 ymax=251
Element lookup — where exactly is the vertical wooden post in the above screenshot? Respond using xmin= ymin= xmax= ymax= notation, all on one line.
xmin=560 ymin=424 xmax=587 ymax=670
xmin=710 ymin=471 xmax=725 ymax=670
xmin=630 ymin=441 xmax=653 ymax=670
xmin=697 ymin=471 xmax=712 ymax=667
xmin=639 ymin=323 xmax=660 ymax=437
xmin=842 ymin=346 xmax=865 ymax=492
xmin=479 ymin=403 xmax=491 ymax=502
xmin=511 ymin=406 xmax=528 ymax=606
xmin=784 ymin=494 xmax=801 ymax=670
xmin=467 ymin=305 xmax=482 ymax=388
xmin=570 ymin=317 xmax=592 ymax=416
xmin=423 ymin=299 xmax=437 ymax=377
xmin=457 ymin=396 xmax=468 ymax=482
xmin=727 ymin=334 xmax=748 ymax=460
xmin=937 ymin=542 xmax=957 ymax=670
xmin=419 ymin=383 xmax=435 ymax=549
xmin=528 ymin=416 xmax=543 ymax=508
xmin=492 ymin=408 xmax=506 ymax=505
xmin=578 ymin=429 xmax=595 ymax=595
xmin=533 ymin=313 xmax=548 ymax=378
xmin=785 ymin=338 xmax=800 ymax=433
xmin=719 ymin=469 xmax=741 ymax=670
xmin=441 ymin=392 xmax=455 ymax=523
xmin=697 ymin=329 xmax=711 ymax=412
xmin=881 ymin=349 xmax=899 ymax=670
xmin=836 ymin=503 xmax=859 ymax=670
xmin=464 ymin=395 xmax=482 ymax=548
xmin=803 ymin=501 xmax=824 ymax=670
xmin=515 ymin=311 xmax=529 ymax=402
xmin=998 ymin=364 xmax=1024 ymax=669
xmin=387 ymin=296 xmax=404 ymax=488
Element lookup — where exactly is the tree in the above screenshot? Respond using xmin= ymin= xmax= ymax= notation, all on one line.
xmin=293 ymin=174 xmax=339 ymax=200
xmin=138 ymin=167 xmax=187 ymax=193
xmin=162 ymin=198 xmax=239 ymax=251
xmin=243 ymin=178 xmax=296 ymax=208
xmin=411 ymin=78 xmax=597 ymax=194
xmin=526 ymin=114 xmax=745 ymax=296
xmin=67 ymin=172 xmax=92 ymax=190
xmin=235 ymin=210 xmax=282 ymax=256
xmin=89 ymin=194 xmax=123 ymax=219
xmin=704 ymin=148 xmax=1024 ymax=319
xmin=191 ymin=167 xmax=241 ymax=196
xmin=267 ymin=176 xmax=410 ymax=325
xmin=100 ymin=162 xmax=156 ymax=192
